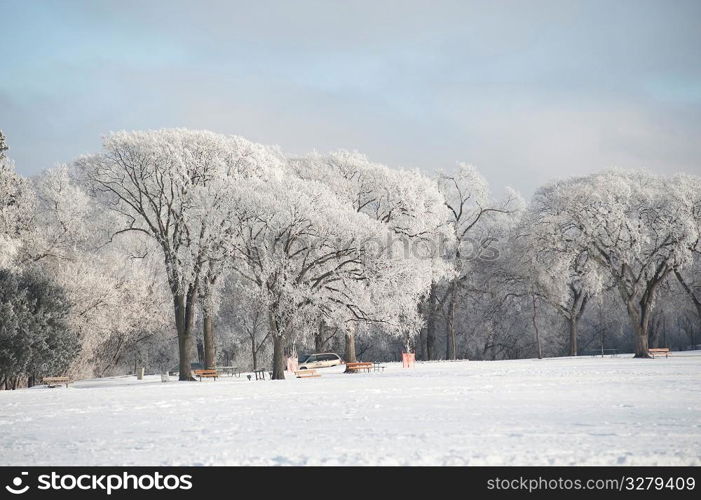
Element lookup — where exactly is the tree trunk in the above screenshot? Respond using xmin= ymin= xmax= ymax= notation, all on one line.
xmin=426 ymin=284 xmax=438 ymax=360
xmin=649 ymin=314 xmax=662 ymax=349
xmin=315 ymin=321 xmax=325 ymax=352
xmin=175 ymin=294 xmax=190 ymax=380
xmin=417 ymin=326 xmax=426 ymax=360
xmin=344 ymin=324 xmax=357 ymax=363
xmin=566 ymin=289 xmax=587 ymax=357
xmin=250 ymin=336 xmax=258 ymax=371
xmin=203 ymin=313 xmax=216 ymax=369
xmin=271 ymin=334 xmax=285 ymax=380
xmin=175 ymin=291 xmax=197 ymax=381
xmin=633 ymin=322 xmax=650 ymax=358
xmin=532 ymin=294 xmax=543 ymax=359
xmin=627 ymin=300 xmax=651 ymax=358
xmin=446 ymin=285 xmax=457 ymax=360
xmin=568 ymin=316 xmax=577 ymax=357
xmin=196 ymin=340 xmax=204 ymax=365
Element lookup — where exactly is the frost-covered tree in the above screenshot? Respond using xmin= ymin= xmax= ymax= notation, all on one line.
xmin=23 ymin=166 xmax=172 ymax=377
xmin=538 ymin=171 xmax=699 ymax=357
xmin=218 ymin=280 xmax=271 ymax=370
xmin=0 ymin=130 xmax=8 ymax=159
xmin=471 ymin=230 xmax=559 ymax=360
xmin=21 ymin=165 xmax=92 ymax=264
xmin=291 ymin=151 xmax=450 ymax=360
xmin=671 ymin=174 xmax=701 ymax=328
xmin=524 ymin=184 xmax=606 ymax=355
xmin=54 ymin=247 xmax=171 ymax=377
xmin=227 ymin=173 xmax=387 ymax=378
xmin=674 ymin=260 xmax=701 ymax=329
xmin=0 ymin=138 xmax=34 ymax=269
xmin=194 ymin=139 xmax=284 ymax=369
xmin=76 ymin=129 xmax=280 ymax=379
xmin=435 ymin=163 xmax=522 ymax=359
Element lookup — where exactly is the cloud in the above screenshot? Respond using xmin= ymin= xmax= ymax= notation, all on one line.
xmin=1 ymin=0 xmax=699 ymax=194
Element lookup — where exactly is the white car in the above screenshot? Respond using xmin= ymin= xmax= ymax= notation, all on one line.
xmin=297 ymin=353 xmax=343 ymax=370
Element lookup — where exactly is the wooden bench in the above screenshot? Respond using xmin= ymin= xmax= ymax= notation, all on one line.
xmin=345 ymin=362 xmax=373 ymax=373
xmin=649 ymin=348 xmax=670 ymax=358
xmin=193 ymin=369 xmax=218 ymax=381
xmin=294 ymin=369 xmax=320 ymax=378
xmin=254 ymin=368 xmax=267 ymax=380
xmin=373 ymin=362 xmax=386 ymax=373
xmin=43 ymin=376 xmax=70 ymax=388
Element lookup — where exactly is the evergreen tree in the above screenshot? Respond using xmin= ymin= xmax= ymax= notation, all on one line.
xmin=0 ymin=269 xmax=80 ymax=389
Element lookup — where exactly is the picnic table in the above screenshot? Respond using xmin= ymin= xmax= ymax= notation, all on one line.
xmin=43 ymin=376 xmax=70 ymax=388
xmin=217 ymin=366 xmax=241 ymax=377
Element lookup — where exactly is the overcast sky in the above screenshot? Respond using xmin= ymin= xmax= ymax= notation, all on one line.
xmin=1 ymin=0 xmax=699 ymax=195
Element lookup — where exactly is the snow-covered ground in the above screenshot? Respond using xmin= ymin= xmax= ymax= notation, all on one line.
xmin=1 ymin=353 xmax=700 ymax=466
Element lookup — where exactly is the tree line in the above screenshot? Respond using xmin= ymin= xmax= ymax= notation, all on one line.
xmin=1 ymin=128 xmax=699 ymax=387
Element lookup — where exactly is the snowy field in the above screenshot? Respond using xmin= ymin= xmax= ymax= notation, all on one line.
xmin=1 ymin=353 xmax=700 ymax=466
